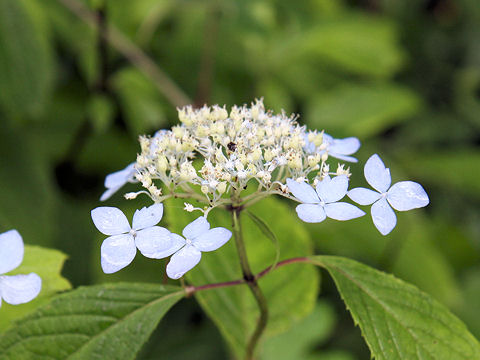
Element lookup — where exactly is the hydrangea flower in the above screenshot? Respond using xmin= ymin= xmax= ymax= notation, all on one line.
xmin=100 ymin=162 xmax=136 ymax=201
xmin=91 ymin=203 xmax=175 ymax=273
xmin=347 ymin=154 xmax=429 ymax=235
xmin=166 ymin=217 xmax=232 ymax=279
xmin=0 ymin=230 xmax=41 ymax=308
xmin=286 ymin=176 xmax=365 ymax=223
xmin=304 ymin=132 xmax=360 ymax=163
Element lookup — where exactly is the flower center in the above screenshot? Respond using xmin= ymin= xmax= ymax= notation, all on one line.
xmin=185 ymin=238 xmax=192 ymax=245
xmin=129 ymin=229 xmax=137 ymax=238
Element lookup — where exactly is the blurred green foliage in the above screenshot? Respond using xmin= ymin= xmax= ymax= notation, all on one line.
xmin=0 ymin=0 xmax=479 ymax=358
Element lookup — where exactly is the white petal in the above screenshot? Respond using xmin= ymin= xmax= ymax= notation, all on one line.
xmin=286 ymin=178 xmax=319 ymax=203
xmin=295 ymin=204 xmax=327 ymax=223
xmin=316 ymin=175 xmax=349 ymax=203
xmin=328 ymin=152 xmax=358 ymax=163
xmin=135 ymin=227 xmax=184 ymax=259
xmin=348 ymin=187 xmax=381 ymax=205
xmin=364 ymin=154 xmax=392 ymax=193
xmin=0 ymin=273 xmax=41 ymax=305
xmin=166 ymin=245 xmax=201 ymax=279
xmin=182 ymin=217 xmax=210 ymax=240
xmin=100 ymin=234 xmax=136 ymax=274
xmin=193 ymin=228 xmax=232 ymax=252
xmin=387 ymin=181 xmax=430 ymax=211
xmin=91 ymin=207 xmax=131 ymax=236
xmin=0 ymin=230 xmax=24 ymax=274
xmin=324 ymin=202 xmax=365 ymax=221
xmin=330 ymin=137 xmax=361 ymax=155
xmin=371 ymin=198 xmax=397 ymax=236
xmin=104 ymin=163 xmax=135 ymax=188
xmin=132 ymin=203 xmax=164 ymax=230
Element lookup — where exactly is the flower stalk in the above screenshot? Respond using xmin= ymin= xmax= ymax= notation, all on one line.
xmin=231 ymin=206 xmax=269 ymax=360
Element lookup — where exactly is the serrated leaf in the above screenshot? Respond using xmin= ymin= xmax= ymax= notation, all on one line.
xmin=0 ymin=0 xmax=53 ymax=118
xmin=0 ymin=283 xmax=184 ymax=359
xmin=0 ymin=245 xmax=71 ymax=332
xmin=310 ymin=255 xmax=480 ymax=360
xmin=165 ymin=197 xmax=319 ymax=358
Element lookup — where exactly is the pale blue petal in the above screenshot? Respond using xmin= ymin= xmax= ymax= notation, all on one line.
xmin=387 ymin=181 xmax=429 ymax=211
xmin=101 ymin=234 xmax=136 ymax=274
xmin=0 ymin=230 xmax=24 ymax=274
xmin=104 ymin=163 xmax=135 ymax=188
xmin=316 ymin=175 xmax=349 ymax=203
xmin=0 ymin=273 xmax=41 ymax=305
xmin=135 ymin=227 xmax=184 ymax=259
xmin=324 ymin=202 xmax=365 ymax=221
xmin=296 ymin=204 xmax=327 ymax=223
xmin=322 ymin=133 xmax=334 ymax=145
xmin=286 ymin=178 xmax=319 ymax=204
xmin=132 ymin=203 xmax=164 ymax=230
xmin=371 ymin=198 xmax=397 ymax=236
xmin=100 ymin=186 xmax=122 ymax=202
xmin=328 ymin=152 xmax=358 ymax=163
xmin=182 ymin=217 xmax=210 ymax=240
xmin=193 ymin=228 xmax=232 ymax=252
xmin=330 ymin=137 xmax=360 ymax=155
xmin=166 ymin=245 xmax=202 ymax=279
xmin=91 ymin=207 xmax=131 ymax=235
xmin=348 ymin=187 xmax=381 ymax=205
xmin=364 ymin=154 xmax=391 ymax=193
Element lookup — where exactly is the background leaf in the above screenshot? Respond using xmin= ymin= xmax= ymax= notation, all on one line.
xmin=310 ymin=255 xmax=480 ymax=360
xmin=0 ymin=283 xmax=184 ymax=359
xmin=0 ymin=0 xmax=54 ymax=118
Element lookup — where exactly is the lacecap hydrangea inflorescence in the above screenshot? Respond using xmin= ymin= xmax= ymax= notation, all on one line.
xmin=91 ymin=99 xmax=429 ymax=279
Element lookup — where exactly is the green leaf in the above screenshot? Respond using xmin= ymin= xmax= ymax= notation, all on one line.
xmin=246 ymin=210 xmax=280 ymax=271
xmin=307 ymin=83 xmax=421 ymax=137
xmin=301 ymin=14 xmax=404 ymax=77
xmin=0 ymin=283 xmax=184 ymax=359
xmin=165 ymin=197 xmax=319 ymax=358
xmin=310 ymin=255 xmax=480 ymax=360
xmin=260 ymin=301 xmax=337 ymax=360
xmin=0 ymin=0 xmax=53 ymax=118
xmin=0 ymin=245 xmax=71 ymax=332
xmin=111 ymin=67 xmax=167 ymax=135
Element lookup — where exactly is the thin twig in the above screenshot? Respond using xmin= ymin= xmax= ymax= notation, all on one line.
xmin=57 ymin=0 xmax=192 ymax=107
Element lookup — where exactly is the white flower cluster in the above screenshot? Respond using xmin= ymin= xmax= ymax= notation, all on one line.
xmin=92 ymin=99 xmax=430 ymax=280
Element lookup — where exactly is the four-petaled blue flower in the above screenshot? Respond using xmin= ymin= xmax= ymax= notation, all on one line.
xmin=348 ymin=154 xmax=429 ymax=235
xmin=287 ymin=176 xmax=365 ymax=223
xmin=166 ymin=217 xmax=232 ymax=279
xmin=100 ymin=162 xmax=137 ymax=201
xmin=91 ymin=203 xmax=175 ymax=273
xmin=0 ymin=230 xmax=42 ymax=308
xmin=304 ymin=133 xmax=361 ymax=163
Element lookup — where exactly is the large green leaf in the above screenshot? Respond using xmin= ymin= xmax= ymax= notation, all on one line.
xmin=0 ymin=0 xmax=53 ymax=118
xmin=310 ymin=256 xmax=480 ymax=360
xmin=301 ymin=14 xmax=404 ymax=77
xmin=0 ymin=283 xmax=184 ymax=359
xmin=0 ymin=245 xmax=71 ymax=332
xmin=307 ymin=83 xmax=421 ymax=137
xmin=165 ymin=197 xmax=319 ymax=358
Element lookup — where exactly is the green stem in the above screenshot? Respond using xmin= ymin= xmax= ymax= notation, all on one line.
xmin=231 ymin=208 xmax=269 ymax=360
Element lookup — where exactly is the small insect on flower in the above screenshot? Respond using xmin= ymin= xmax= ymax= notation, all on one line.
xmin=287 ymin=176 xmax=365 ymax=223
xmin=166 ymin=217 xmax=232 ymax=279
xmin=348 ymin=154 xmax=429 ymax=235
xmin=0 ymin=230 xmax=42 ymax=308
xmin=91 ymin=203 xmax=178 ymax=273
xmin=100 ymin=162 xmax=137 ymax=201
